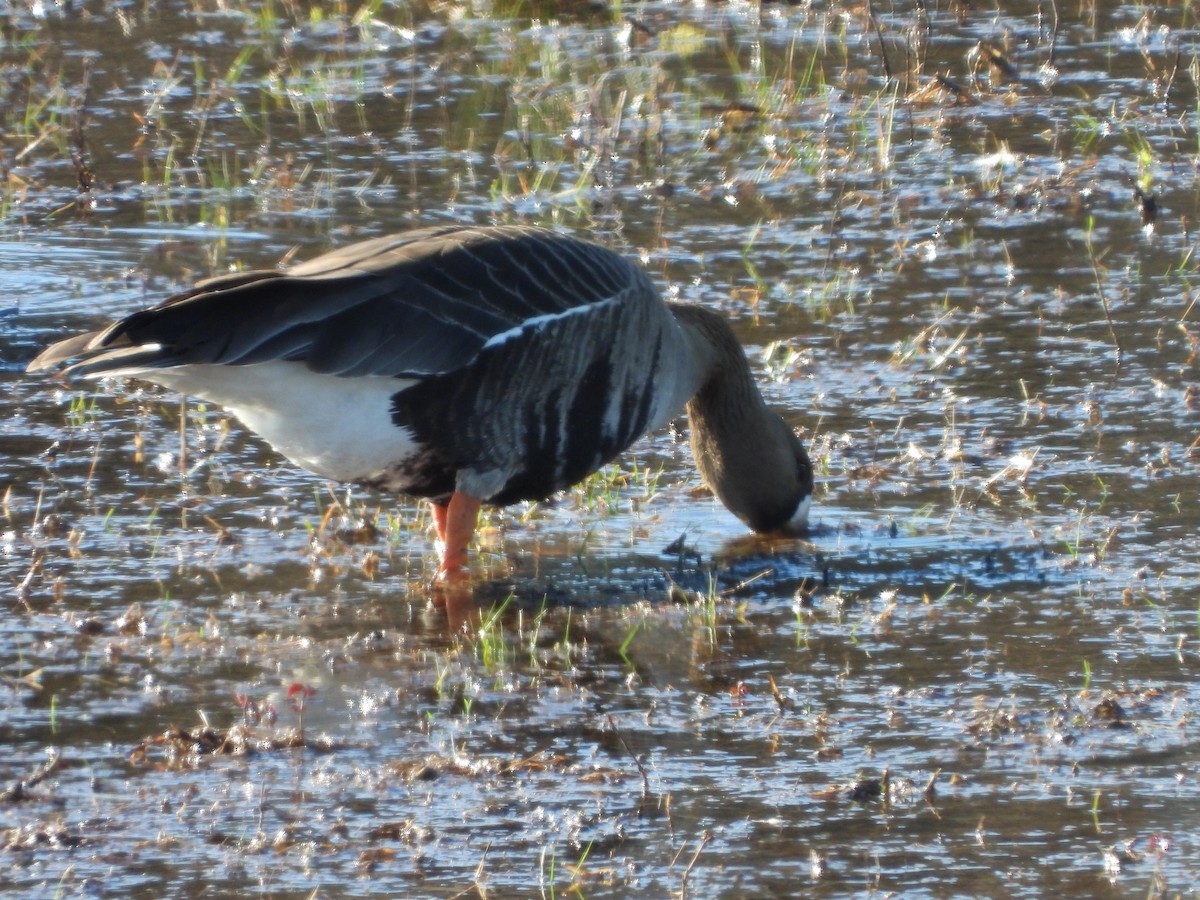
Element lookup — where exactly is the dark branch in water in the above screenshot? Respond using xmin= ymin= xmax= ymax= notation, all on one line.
xmin=69 ymin=57 xmax=95 ymax=194
xmin=1043 ymin=0 xmax=1060 ymax=67
xmin=865 ymin=0 xmax=893 ymax=81
xmin=0 ymin=749 xmax=61 ymax=803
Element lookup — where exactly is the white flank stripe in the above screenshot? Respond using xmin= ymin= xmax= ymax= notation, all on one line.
xmin=480 ymin=298 xmax=617 ymax=351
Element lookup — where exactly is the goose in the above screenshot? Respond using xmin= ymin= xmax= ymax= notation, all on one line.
xmin=27 ymin=225 xmax=812 ymax=583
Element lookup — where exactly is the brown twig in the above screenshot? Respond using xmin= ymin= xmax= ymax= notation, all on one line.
xmin=69 ymin=57 xmax=95 ymax=194
xmin=1 ymin=749 xmax=62 ymax=802
xmin=606 ymin=712 xmax=651 ymax=797
xmin=1043 ymin=0 xmax=1060 ymax=67
xmin=865 ymin=0 xmax=893 ymax=81
xmin=678 ymin=829 xmax=713 ymax=897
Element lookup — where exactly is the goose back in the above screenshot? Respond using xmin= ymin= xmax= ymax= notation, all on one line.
xmin=35 ymin=226 xmax=651 ymax=379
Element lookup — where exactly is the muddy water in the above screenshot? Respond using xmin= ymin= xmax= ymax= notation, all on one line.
xmin=3 ymin=0 xmax=1200 ymax=896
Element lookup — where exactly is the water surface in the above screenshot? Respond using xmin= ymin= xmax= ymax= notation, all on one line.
xmin=3 ymin=1 xmax=1200 ymax=896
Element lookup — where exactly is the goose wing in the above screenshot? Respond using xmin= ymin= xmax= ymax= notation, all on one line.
xmin=27 ymin=226 xmax=645 ymax=380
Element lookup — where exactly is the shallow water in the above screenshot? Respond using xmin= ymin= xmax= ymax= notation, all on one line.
xmin=4 ymin=0 xmax=1200 ymax=896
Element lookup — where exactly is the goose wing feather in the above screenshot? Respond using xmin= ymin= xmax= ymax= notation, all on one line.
xmin=28 ymin=226 xmax=641 ymax=380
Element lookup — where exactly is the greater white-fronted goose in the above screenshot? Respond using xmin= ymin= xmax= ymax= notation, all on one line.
xmin=27 ymin=225 xmax=812 ymax=582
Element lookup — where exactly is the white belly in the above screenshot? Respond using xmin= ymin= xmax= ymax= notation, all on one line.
xmin=123 ymin=361 xmax=419 ymax=483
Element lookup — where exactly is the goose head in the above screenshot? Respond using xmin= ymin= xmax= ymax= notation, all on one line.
xmin=670 ymin=304 xmax=814 ymax=533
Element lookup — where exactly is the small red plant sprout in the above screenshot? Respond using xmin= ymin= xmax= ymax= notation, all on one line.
xmin=287 ymin=682 xmax=317 ymax=740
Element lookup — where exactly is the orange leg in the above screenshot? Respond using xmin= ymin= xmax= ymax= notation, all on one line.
xmin=433 ymin=491 xmax=482 ymax=584
xmin=431 ymin=501 xmax=450 ymax=546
